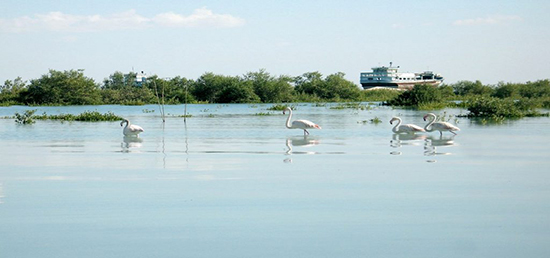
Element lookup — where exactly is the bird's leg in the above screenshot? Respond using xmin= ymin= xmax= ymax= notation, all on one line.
xmin=440 ymin=131 xmax=443 ymax=136
xmin=450 ymin=131 xmax=457 ymax=135
xmin=304 ymin=129 xmax=309 ymax=135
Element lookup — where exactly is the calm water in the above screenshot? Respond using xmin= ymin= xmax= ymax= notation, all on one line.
xmin=1 ymin=103 xmax=549 ymax=258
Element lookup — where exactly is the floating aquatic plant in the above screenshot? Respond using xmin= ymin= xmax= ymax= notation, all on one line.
xmin=267 ymin=104 xmax=294 ymax=111
xmin=14 ymin=109 xmax=37 ymax=124
xmin=32 ymin=111 xmax=122 ymax=122
xmin=254 ymin=112 xmax=274 ymax=116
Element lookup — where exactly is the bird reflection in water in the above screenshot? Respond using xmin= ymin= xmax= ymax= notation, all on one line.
xmin=390 ymin=133 xmax=427 ymax=155
xmin=390 ymin=133 xmax=427 ymax=148
xmin=284 ymin=136 xmax=320 ymax=162
xmin=424 ymin=135 xmax=456 ymax=156
xmin=121 ymin=136 xmax=143 ymax=152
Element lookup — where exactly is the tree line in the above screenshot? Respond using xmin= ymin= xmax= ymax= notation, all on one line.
xmin=0 ymin=69 xmax=376 ymax=106
xmin=386 ymin=81 xmax=550 ymax=118
xmin=1 ymin=69 xmax=549 ymax=113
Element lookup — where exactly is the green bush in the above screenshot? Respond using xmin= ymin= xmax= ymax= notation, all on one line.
xmin=452 ymin=80 xmax=494 ymax=96
xmin=15 ymin=109 xmax=36 ymax=124
xmin=386 ymin=84 xmax=448 ymax=109
xmin=294 ymin=72 xmax=361 ymax=101
xmin=24 ymin=70 xmax=101 ymax=105
xmin=463 ymin=97 xmax=545 ymax=118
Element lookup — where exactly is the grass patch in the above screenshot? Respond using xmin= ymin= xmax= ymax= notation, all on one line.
xmin=267 ymin=104 xmax=296 ymax=111
xmin=254 ymin=112 xmax=275 ymax=116
xmin=359 ymin=116 xmax=382 ymax=124
xmin=330 ymin=102 xmax=370 ymax=110
xmin=32 ymin=111 xmax=123 ymax=122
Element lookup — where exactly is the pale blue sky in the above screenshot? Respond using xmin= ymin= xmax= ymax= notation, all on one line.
xmin=1 ymin=0 xmax=548 ymax=85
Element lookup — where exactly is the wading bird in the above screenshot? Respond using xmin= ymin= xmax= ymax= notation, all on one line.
xmin=120 ymin=119 xmax=144 ymax=137
xmin=389 ymin=117 xmax=425 ymax=134
xmin=283 ymin=107 xmax=321 ymax=135
xmin=423 ymin=113 xmax=460 ymax=136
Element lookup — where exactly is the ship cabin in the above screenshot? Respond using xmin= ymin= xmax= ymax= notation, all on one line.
xmin=360 ymin=63 xmax=443 ymax=90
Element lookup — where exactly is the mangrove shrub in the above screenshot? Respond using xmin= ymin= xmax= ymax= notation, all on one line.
xmin=24 ymin=70 xmax=101 ymax=105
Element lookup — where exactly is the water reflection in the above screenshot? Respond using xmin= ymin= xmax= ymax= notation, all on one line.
xmin=389 ymin=133 xmax=458 ymax=159
xmin=424 ymin=135 xmax=456 ymax=156
xmin=284 ymin=136 xmax=320 ymax=163
xmin=283 ymin=136 xmax=319 ymax=162
xmin=390 ymin=133 xmax=427 ymax=148
xmin=285 ymin=136 xmax=320 ymax=155
xmin=0 ymin=183 xmax=4 ymax=204
xmin=121 ymin=136 xmax=143 ymax=152
xmin=389 ymin=133 xmax=427 ymax=155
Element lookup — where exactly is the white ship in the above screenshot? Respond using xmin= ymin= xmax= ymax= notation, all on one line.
xmin=360 ymin=62 xmax=443 ymax=90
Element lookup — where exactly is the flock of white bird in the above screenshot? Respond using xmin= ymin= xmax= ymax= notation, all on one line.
xmin=120 ymin=107 xmax=460 ymax=137
xmin=390 ymin=113 xmax=460 ymax=136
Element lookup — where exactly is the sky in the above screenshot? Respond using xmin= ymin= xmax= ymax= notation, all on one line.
xmin=1 ymin=0 xmax=549 ymax=86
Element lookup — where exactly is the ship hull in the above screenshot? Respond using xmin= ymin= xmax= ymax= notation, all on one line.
xmin=361 ymin=80 xmax=442 ymax=90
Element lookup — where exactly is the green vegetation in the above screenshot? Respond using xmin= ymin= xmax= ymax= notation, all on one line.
xmin=1 ymin=68 xmax=549 ymax=120
xmin=1 ymin=69 xmax=369 ymax=106
xmin=360 ymin=88 xmax=402 ymax=102
xmin=267 ymin=104 xmax=296 ymax=111
xmin=459 ymin=97 xmax=547 ymax=119
xmin=385 ymin=80 xmax=550 ymax=119
xmin=254 ymin=112 xmax=275 ymax=116
xmin=385 ymin=84 xmax=454 ymax=109
xmin=330 ymin=102 xmax=371 ymax=110
xmin=15 ymin=110 xmax=122 ymax=123
xmin=15 ymin=110 xmax=36 ymax=124
xmin=34 ymin=111 xmax=122 ymax=122
xmin=359 ymin=116 xmax=382 ymax=124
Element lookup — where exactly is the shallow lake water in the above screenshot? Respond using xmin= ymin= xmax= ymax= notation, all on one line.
xmin=1 ymin=103 xmax=549 ymax=258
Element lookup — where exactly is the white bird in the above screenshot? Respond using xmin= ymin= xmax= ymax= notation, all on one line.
xmin=389 ymin=117 xmax=425 ymax=134
xmin=120 ymin=119 xmax=144 ymax=137
xmin=423 ymin=113 xmax=460 ymax=136
xmin=283 ymin=107 xmax=321 ymax=135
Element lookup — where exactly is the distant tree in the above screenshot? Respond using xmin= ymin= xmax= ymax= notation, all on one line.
xmin=294 ymin=72 xmax=361 ymax=101
xmin=193 ymin=72 xmax=260 ymax=103
xmin=193 ymin=72 xmax=223 ymax=103
xmin=24 ymin=69 xmax=101 ymax=105
xmin=165 ymin=76 xmax=196 ymax=103
xmin=102 ymin=71 xmax=138 ymax=90
xmin=492 ymin=82 xmax=519 ymax=99
xmin=218 ymin=78 xmax=260 ymax=103
xmin=0 ymin=77 xmax=27 ymax=104
xmin=294 ymin=71 xmax=324 ymax=98
xmin=244 ymin=69 xmax=294 ymax=103
xmin=100 ymin=71 xmax=157 ymax=105
xmin=452 ymin=80 xmax=493 ymax=96
xmin=437 ymin=84 xmax=456 ymax=99
xmin=323 ymin=72 xmax=361 ymax=100
xmin=387 ymin=84 xmax=443 ymax=107
xmin=519 ymin=80 xmax=550 ymax=98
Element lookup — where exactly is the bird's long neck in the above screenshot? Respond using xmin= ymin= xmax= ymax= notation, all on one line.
xmin=392 ymin=118 xmax=402 ymax=133
xmin=285 ymin=110 xmax=293 ymax=129
xmin=124 ymin=119 xmax=130 ymax=128
xmin=424 ymin=115 xmax=435 ymax=132
xmin=286 ymin=138 xmax=292 ymax=153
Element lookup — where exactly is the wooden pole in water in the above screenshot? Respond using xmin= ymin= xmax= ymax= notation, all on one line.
xmin=184 ymin=80 xmax=188 ymax=123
